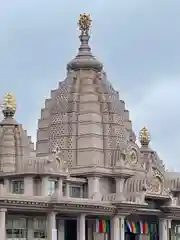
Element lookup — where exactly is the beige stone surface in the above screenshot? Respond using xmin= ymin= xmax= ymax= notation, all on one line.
xmin=0 ymin=14 xmax=179 ymax=216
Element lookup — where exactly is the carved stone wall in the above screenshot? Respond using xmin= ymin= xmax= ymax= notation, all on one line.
xmin=36 ymin=70 xmax=133 ymax=169
xmin=0 ymin=120 xmax=34 ymax=173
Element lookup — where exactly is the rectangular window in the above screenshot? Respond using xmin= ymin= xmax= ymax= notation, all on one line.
xmin=33 ymin=218 xmax=47 ymax=239
xmin=176 ymin=226 xmax=180 ymax=233
xmin=48 ymin=179 xmax=57 ymax=196
xmin=63 ymin=184 xmax=66 ymax=196
xmin=69 ymin=184 xmax=82 ymax=198
xmin=6 ymin=217 xmax=27 ymax=239
xmin=11 ymin=180 xmax=24 ymax=194
xmin=34 ymin=178 xmax=41 ymax=196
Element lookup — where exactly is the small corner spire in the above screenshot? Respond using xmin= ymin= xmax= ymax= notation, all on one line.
xmin=139 ymin=126 xmax=150 ymax=147
xmin=1 ymin=93 xmax=16 ymax=118
xmin=78 ymin=13 xmax=92 ymax=36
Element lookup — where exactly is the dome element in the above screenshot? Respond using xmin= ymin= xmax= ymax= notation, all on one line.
xmin=67 ymin=14 xmax=103 ymax=71
xmin=139 ymin=127 xmax=150 ymax=147
xmin=2 ymin=93 xmax=16 ymax=118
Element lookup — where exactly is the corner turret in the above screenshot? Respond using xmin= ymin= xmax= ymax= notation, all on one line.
xmin=0 ymin=93 xmax=35 ymax=172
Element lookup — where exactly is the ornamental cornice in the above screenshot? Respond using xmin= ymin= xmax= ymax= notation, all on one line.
xmin=145 ymin=193 xmax=170 ymax=200
xmin=51 ymin=203 xmax=115 ymax=215
xmin=161 ymin=205 xmax=180 ymax=212
xmin=0 ymin=172 xmax=68 ymax=178
xmin=71 ymin=166 xmax=136 ymax=178
xmin=0 ymin=199 xmax=48 ymax=211
xmin=160 ymin=210 xmax=180 ymax=220
xmin=0 ymin=199 xmax=115 ymax=214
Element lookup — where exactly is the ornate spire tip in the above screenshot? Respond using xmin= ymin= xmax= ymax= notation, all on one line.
xmin=1 ymin=92 xmax=16 ymax=118
xmin=78 ymin=13 xmax=92 ymax=35
xmin=139 ymin=126 xmax=150 ymax=146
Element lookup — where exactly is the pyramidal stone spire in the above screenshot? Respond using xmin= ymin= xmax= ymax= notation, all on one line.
xmin=67 ymin=14 xmax=103 ymax=71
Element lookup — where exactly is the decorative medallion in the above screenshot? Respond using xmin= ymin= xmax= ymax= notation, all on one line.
xmin=130 ymin=149 xmax=138 ymax=164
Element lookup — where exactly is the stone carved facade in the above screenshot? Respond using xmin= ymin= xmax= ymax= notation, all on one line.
xmin=0 ymin=13 xmax=179 ymax=240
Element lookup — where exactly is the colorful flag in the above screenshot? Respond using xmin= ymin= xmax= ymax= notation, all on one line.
xmin=95 ymin=218 xmax=110 ymax=233
xmin=126 ymin=220 xmax=132 ymax=232
xmin=139 ymin=221 xmax=144 ymax=234
xmin=131 ymin=221 xmax=139 ymax=233
xmin=143 ymin=222 xmax=149 ymax=234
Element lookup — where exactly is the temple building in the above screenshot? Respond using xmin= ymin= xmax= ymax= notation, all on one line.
xmin=1 ymin=13 xmax=180 ymax=240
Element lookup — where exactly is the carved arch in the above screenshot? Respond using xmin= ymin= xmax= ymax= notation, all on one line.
xmin=147 ymin=169 xmax=164 ymax=195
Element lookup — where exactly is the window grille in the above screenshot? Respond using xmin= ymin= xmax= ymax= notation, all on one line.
xmin=6 ymin=217 xmax=27 ymax=239
xmin=33 ymin=218 xmax=47 ymax=239
xmin=69 ymin=184 xmax=81 ymax=198
xmin=47 ymin=179 xmax=57 ymax=196
xmin=11 ymin=180 xmax=24 ymax=194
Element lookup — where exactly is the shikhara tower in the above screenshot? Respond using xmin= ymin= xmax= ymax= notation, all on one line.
xmin=36 ymin=14 xmax=139 ymax=173
xmin=0 ymin=13 xmax=180 ymax=240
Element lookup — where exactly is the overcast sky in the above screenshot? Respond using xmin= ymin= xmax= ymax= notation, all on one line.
xmin=0 ymin=0 xmax=180 ymax=170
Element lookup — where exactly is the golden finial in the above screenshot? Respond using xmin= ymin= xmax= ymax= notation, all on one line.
xmin=78 ymin=13 xmax=92 ymax=35
xmin=139 ymin=126 xmax=150 ymax=146
xmin=2 ymin=93 xmax=16 ymax=118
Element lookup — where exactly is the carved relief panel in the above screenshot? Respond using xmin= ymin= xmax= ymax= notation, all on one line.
xmin=147 ymin=169 xmax=164 ymax=195
xmin=126 ymin=142 xmax=142 ymax=167
xmin=149 ymin=177 xmax=162 ymax=194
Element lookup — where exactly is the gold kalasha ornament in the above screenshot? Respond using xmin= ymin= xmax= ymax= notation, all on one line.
xmin=2 ymin=92 xmax=16 ymax=117
xmin=3 ymin=92 xmax=16 ymax=111
xmin=139 ymin=126 xmax=150 ymax=146
xmin=78 ymin=13 xmax=92 ymax=34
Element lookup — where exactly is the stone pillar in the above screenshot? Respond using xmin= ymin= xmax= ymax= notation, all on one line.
xmin=80 ymin=185 xmax=84 ymax=198
xmin=159 ymin=218 xmax=168 ymax=240
xmin=57 ymin=219 xmax=64 ymax=240
xmin=65 ymin=182 xmax=69 ymax=197
xmin=4 ymin=179 xmax=10 ymax=194
xmin=119 ymin=216 xmax=125 ymax=240
xmin=111 ymin=215 xmax=123 ymax=240
xmin=24 ymin=176 xmax=34 ymax=196
xmin=167 ymin=219 xmax=172 ymax=240
xmin=0 ymin=208 xmax=6 ymax=240
xmin=115 ymin=178 xmax=125 ymax=193
xmin=77 ymin=216 xmax=80 ymax=240
xmin=0 ymin=183 xmax=5 ymax=196
xmin=88 ymin=177 xmax=101 ymax=200
xmin=77 ymin=214 xmax=86 ymax=240
xmin=47 ymin=212 xmax=57 ymax=240
xmin=41 ymin=176 xmax=49 ymax=196
xmin=27 ymin=217 xmax=34 ymax=240
xmin=115 ymin=177 xmax=125 ymax=201
xmin=56 ymin=178 xmax=63 ymax=198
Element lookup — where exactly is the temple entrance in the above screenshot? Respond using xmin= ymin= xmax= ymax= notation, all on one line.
xmin=125 ymin=233 xmax=137 ymax=240
xmin=65 ymin=220 xmax=77 ymax=240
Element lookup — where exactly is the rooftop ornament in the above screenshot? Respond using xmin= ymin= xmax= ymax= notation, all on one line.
xmin=1 ymin=93 xmax=16 ymax=118
xmin=78 ymin=13 xmax=92 ymax=35
xmin=67 ymin=13 xmax=103 ymax=72
xmin=139 ymin=127 xmax=150 ymax=147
